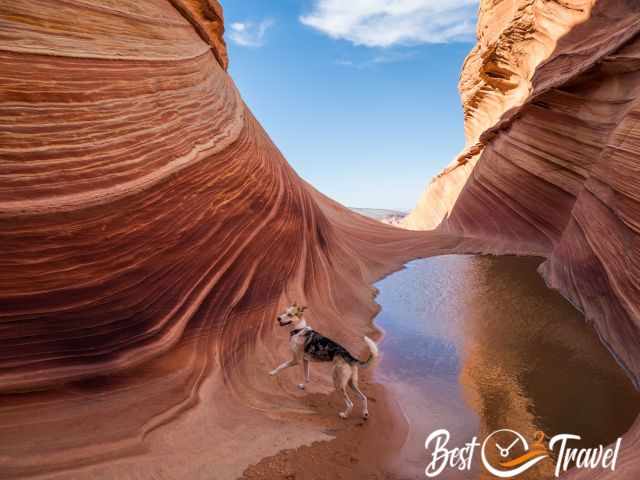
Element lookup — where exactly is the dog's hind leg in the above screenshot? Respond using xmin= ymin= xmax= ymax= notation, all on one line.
xmin=333 ymin=361 xmax=353 ymax=418
xmin=338 ymin=386 xmax=353 ymax=419
xmin=297 ymin=359 xmax=310 ymax=390
xmin=269 ymin=359 xmax=298 ymax=376
xmin=348 ymin=368 xmax=368 ymax=419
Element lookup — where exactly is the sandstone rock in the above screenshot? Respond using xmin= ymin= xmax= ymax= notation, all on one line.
xmin=3 ymin=0 xmax=640 ymax=478
xmin=0 ymin=2 xmax=453 ymax=477
xmin=406 ymin=2 xmax=640 ymax=477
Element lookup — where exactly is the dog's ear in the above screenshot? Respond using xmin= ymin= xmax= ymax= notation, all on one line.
xmin=292 ymin=301 xmax=298 ymax=307
xmin=300 ymin=306 xmax=308 ymax=312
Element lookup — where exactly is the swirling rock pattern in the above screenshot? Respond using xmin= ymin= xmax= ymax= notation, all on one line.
xmin=0 ymin=1 xmax=459 ymax=478
xmin=407 ymin=1 xmax=640 ymax=477
xmin=409 ymin=0 xmax=640 ymax=380
xmin=3 ymin=0 xmax=640 ymax=478
xmin=405 ymin=0 xmax=596 ymax=232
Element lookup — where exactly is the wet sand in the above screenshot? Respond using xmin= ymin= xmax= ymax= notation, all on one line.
xmin=241 ymin=380 xmax=407 ymax=480
xmin=241 ymin=255 xmax=640 ymax=479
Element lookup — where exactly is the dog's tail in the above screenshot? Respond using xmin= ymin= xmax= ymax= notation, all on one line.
xmin=357 ymin=336 xmax=379 ymax=368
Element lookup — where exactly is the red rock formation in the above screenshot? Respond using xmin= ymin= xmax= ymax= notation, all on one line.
xmin=3 ymin=0 xmax=640 ymax=478
xmin=408 ymin=0 xmax=640 ymax=381
xmin=0 ymin=1 xmax=456 ymax=477
xmin=405 ymin=0 xmax=596 ymax=232
xmin=406 ymin=1 xmax=640 ymax=477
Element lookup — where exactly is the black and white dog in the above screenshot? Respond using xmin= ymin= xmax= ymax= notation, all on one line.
xmin=269 ymin=303 xmax=378 ymax=419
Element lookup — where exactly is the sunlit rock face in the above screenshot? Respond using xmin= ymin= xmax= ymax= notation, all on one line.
xmin=407 ymin=0 xmax=640 ymax=378
xmin=4 ymin=0 xmax=640 ymax=478
xmin=405 ymin=0 xmax=596 ymax=232
xmin=0 ymin=1 xmax=456 ymax=477
xmin=407 ymin=2 xmax=640 ymax=477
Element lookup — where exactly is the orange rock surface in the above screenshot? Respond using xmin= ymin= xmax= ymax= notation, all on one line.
xmin=406 ymin=1 xmax=640 ymax=477
xmin=408 ymin=0 xmax=640 ymax=383
xmin=0 ymin=1 xmax=455 ymax=477
xmin=2 ymin=0 xmax=640 ymax=478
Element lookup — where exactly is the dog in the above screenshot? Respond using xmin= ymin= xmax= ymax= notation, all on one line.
xmin=269 ymin=303 xmax=379 ymax=419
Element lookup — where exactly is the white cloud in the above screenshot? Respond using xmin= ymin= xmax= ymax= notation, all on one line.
xmin=228 ymin=19 xmax=275 ymax=47
xmin=300 ymin=0 xmax=477 ymax=47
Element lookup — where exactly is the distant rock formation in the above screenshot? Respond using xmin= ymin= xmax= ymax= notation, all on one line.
xmin=350 ymin=208 xmax=407 ymax=225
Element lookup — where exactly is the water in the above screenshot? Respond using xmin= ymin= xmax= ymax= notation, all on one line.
xmin=374 ymin=255 xmax=640 ymax=479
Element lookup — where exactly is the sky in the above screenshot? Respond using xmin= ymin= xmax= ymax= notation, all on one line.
xmin=222 ymin=0 xmax=478 ymax=211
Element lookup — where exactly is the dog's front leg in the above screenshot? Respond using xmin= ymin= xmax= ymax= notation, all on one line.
xmin=269 ymin=359 xmax=298 ymax=376
xmin=297 ymin=359 xmax=310 ymax=390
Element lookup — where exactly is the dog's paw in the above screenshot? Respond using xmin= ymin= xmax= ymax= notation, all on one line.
xmin=268 ymin=370 xmax=277 ymax=376
xmin=297 ymin=383 xmax=305 ymax=390
xmin=339 ymin=412 xmax=348 ymax=419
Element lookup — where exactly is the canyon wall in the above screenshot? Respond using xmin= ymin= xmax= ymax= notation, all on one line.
xmin=407 ymin=0 xmax=640 ymax=384
xmin=406 ymin=2 xmax=640 ymax=477
xmin=0 ymin=1 xmax=457 ymax=477
xmin=405 ymin=0 xmax=596 ymax=233
xmin=3 ymin=0 xmax=640 ymax=478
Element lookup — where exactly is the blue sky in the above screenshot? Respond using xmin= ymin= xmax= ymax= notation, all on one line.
xmin=222 ymin=0 xmax=478 ymax=211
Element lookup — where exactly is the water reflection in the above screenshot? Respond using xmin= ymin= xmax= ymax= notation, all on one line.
xmin=374 ymin=255 xmax=640 ymax=479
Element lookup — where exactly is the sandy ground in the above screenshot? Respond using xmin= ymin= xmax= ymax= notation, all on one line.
xmin=240 ymin=376 xmax=410 ymax=480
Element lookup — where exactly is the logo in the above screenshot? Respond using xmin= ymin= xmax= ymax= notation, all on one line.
xmin=480 ymin=429 xmax=548 ymax=478
xmin=425 ymin=428 xmax=622 ymax=478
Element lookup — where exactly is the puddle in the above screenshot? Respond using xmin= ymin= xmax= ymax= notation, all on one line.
xmin=374 ymin=255 xmax=640 ymax=479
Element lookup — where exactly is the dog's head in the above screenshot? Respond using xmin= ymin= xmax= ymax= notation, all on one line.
xmin=277 ymin=303 xmax=307 ymax=326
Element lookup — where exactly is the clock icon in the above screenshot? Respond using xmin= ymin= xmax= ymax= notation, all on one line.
xmin=481 ymin=429 xmax=549 ymax=478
